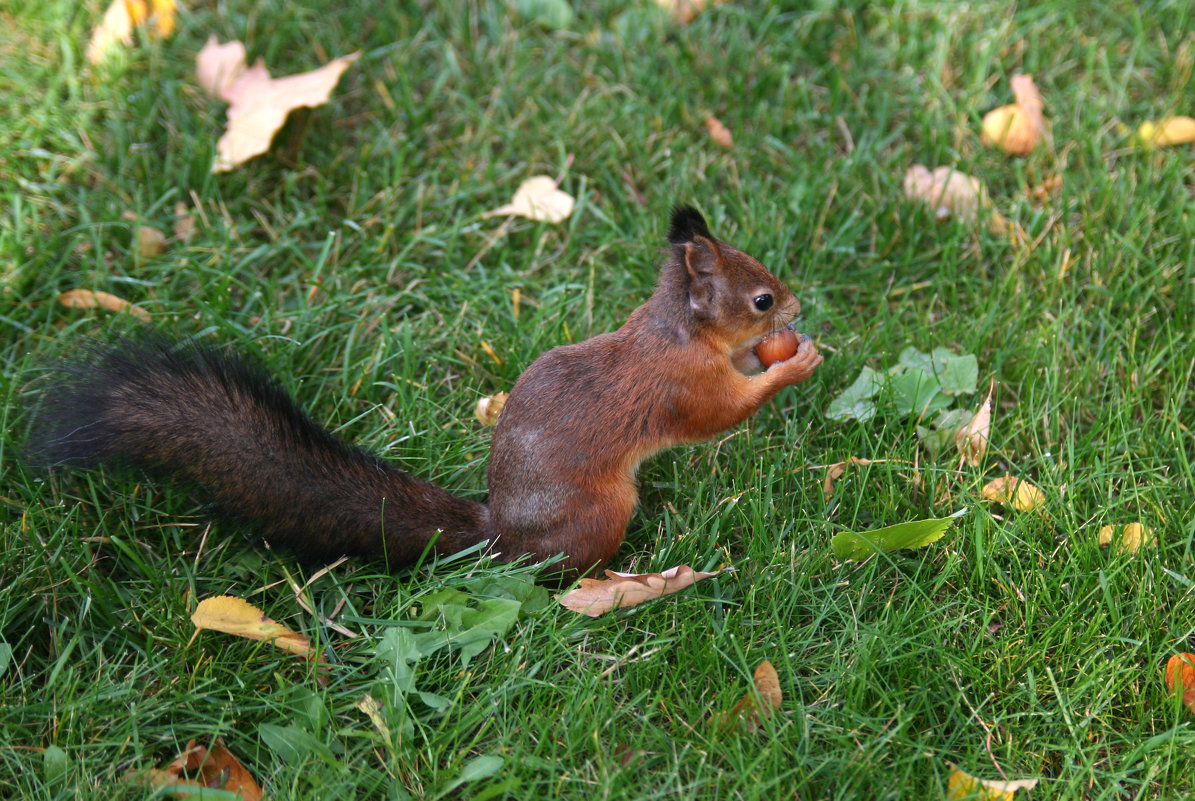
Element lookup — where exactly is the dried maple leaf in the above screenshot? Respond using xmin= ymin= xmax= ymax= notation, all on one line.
xmin=483 ymin=176 xmax=575 ymax=224
xmin=57 ymin=289 xmax=150 ymax=321
xmin=956 ymin=382 xmax=993 ymax=467
xmin=715 ymin=660 xmax=783 ymax=732
xmin=191 ymin=595 xmax=312 ymax=657
xmin=946 ymin=764 xmax=1038 ymax=800
xmin=129 ymin=737 xmax=262 ymax=801
xmin=198 ymin=41 xmax=360 ymax=172
xmin=1137 ymin=116 xmax=1195 ymax=147
xmin=981 ymin=74 xmax=1045 ymax=155
xmin=1164 ymin=654 xmax=1195 ymax=716
xmin=556 ymin=565 xmax=729 ymax=616
xmin=980 ymin=475 xmax=1045 ymax=513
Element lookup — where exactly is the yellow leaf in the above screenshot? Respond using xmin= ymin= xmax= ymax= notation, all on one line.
xmin=86 ymin=0 xmax=177 ymax=64
xmin=1137 ymin=116 xmax=1195 ymax=147
xmin=1099 ymin=522 xmax=1156 ymax=552
xmin=1164 ymin=654 xmax=1195 ymax=716
xmin=715 ymin=660 xmax=783 ymax=732
xmin=980 ymin=475 xmax=1045 ymax=512
xmin=483 ymin=176 xmax=575 ymax=224
xmin=947 ymin=764 xmax=1038 ymax=800
xmin=137 ymin=226 xmax=167 ymax=259
xmin=475 ymin=391 xmax=509 ymax=426
xmin=191 ymin=595 xmax=312 ymax=657
xmin=57 ymin=289 xmax=150 ymax=321
xmin=556 ymin=564 xmax=729 ymax=616
xmin=981 ymin=74 xmax=1045 ymax=155
xmin=206 ymin=46 xmax=360 ymax=172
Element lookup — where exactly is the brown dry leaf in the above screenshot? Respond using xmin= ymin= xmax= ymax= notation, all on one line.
xmin=705 ymin=115 xmax=734 ymax=148
xmin=556 ymin=564 xmax=729 ymax=616
xmin=137 ymin=226 xmax=167 ymax=258
xmin=129 ymin=737 xmax=262 ymax=801
xmin=173 ymin=202 xmax=197 ymax=242
xmin=956 ymin=383 xmax=993 ymax=467
xmin=475 ymin=391 xmax=509 ymax=426
xmin=655 ymin=0 xmax=727 ymax=25
xmin=904 ymin=165 xmax=987 ymax=221
xmin=1137 ymin=116 xmax=1195 ymax=147
xmin=946 ymin=764 xmax=1038 ymax=800
xmin=57 ymin=289 xmax=150 ymax=321
xmin=1098 ymin=522 xmax=1156 ymax=552
xmin=981 ymin=74 xmax=1045 ymax=155
xmin=1026 ymin=174 xmax=1063 ymax=204
xmin=823 ymin=457 xmax=890 ymax=501
xmin=87 ymin=0 xmax=177 ymax=64
xmin=191 ymin=595 xmax=312 ymax=657
xmin=196 ymin=36 xmax=248 ymax=98
xmin=1164 ymin=653 xmax=1195 ymax=715
xmin=980 ymin=475 xmax=1045 ymax=513
xmin=483 ymin=176 xmax=575 ymax=224
xmin=203 ymin=44 xmax=360 ymax=172
xmin=716 ymin=660 xmax=783 ymax=732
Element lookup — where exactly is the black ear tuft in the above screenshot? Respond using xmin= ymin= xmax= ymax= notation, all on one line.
xmin=667 ymin=205 xmax=713 ymax=244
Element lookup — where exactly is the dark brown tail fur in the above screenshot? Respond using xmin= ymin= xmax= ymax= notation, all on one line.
xmin=27 ymin=338 xmax=490 ymax=565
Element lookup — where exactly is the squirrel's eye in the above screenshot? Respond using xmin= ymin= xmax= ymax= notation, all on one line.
xmin=753 ymin=294 xmax=774 ymax=312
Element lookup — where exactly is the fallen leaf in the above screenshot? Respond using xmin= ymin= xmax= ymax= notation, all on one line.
xmin=831 ymin=512 xmax=962 ymax=561
xmin=705 ymin=116 xmax=734 ymax=148
xmin=956 ymin=383 xmax=993 ymax=467
xmin=475 ymin=391 xmax=509 ymax=426
xmin=483 ymin=176 xmax=575 ymax=224
xmin=57 ymin=289 xmax=150 ymax=321
xmin=1026 ymin=173 xmax=1063 ymax=204
xmin=714 ymin=660 xmax=783 ymax=731
xmin=1136 ymin=116 xmax=1195 ymax=148
xmin=822 ymin=457 xmax=892 ymax=501
xmin=196 ymin=36 xmax=248 ymax=97
xmin=946 ymin=764 xmax=1038 ymax=800
xmin=191 ymin=595 xmax=312 ymax=657
xmin=128 ymin=737 xmax=262 ymax=801
xmin=137 ymin=226 xmax=167 ymax=258
xmin=980 ymin=475 xmax=1044 ymax=513
xmin=172 ymin=202 xmax=196 ymax=242
xmin=904 ymin=165 xmax=987 ymax=221
xmin=203 ymin=43 xmax=360 ymax=172
xmin=556 ymin=565 xmax=729 ymax=616
xmin=356 ymin=694 xmax=392 ymax=743
xmin=1164 ymin=653 xmax=1195 ymax=715
xmin=87 ymin=0 xmax=177 ymax=64
xmin=981 ymin=74 xmax=1045 ymax=155
xmin=655 ymin=0 xmax=727 ymax=25
xmin=1098 ymin=522 xmax=1156 ymax=552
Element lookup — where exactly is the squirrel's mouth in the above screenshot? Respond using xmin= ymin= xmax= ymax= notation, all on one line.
xmin=731 ymin=322 xmax=798 ymax=375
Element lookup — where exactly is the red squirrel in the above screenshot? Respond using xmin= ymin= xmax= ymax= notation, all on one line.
xmin=28 ymin=206 xmax=823 ymax=577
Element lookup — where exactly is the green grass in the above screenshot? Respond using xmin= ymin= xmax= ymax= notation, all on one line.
xmin=3 ymin=0 xmax=1195 ymax=798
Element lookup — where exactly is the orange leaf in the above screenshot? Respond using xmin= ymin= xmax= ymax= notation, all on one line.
xmin=556 ymin=564 xmax=729 ymax=616
xmin=705 ymin=116 xmax=734 ymax=148
xmin=981 ymin=74 xmax=1045 ymax=155
xmin=57 ymin=289 xmax=150 ymax=321
xmin=715 ymin=660 xmax=783 ymax=732
xmin=191 ymin=595 xmax=312 ymax=657
xmin=956 ymin=383 xmax=993 ymax=467
xmin=130 ymin=737 xmax=262 ymax=801
xmin=1164 ymin=653 xmax=1195 ymax=715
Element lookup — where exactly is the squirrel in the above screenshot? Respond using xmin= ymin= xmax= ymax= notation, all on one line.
xmin=27 ymin=206 xmax=823 ymax=578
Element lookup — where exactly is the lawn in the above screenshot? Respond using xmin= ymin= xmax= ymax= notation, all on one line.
xmin=2 ymin=0 xmax=1194 ymax=799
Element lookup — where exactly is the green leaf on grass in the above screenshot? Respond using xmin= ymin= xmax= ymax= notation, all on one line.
xmin=826 ymin=365 xmax=883 ymax=421
xmin=512 ymin=0 xmax=574 ymax=30
xmin=831 ymin=512 xmax=963 ymax=561
xmin=889 ymin=369 xmax=951 ymax=419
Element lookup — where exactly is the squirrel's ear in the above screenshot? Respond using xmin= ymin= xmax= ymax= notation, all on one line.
xmin=668 ymin=205 xmax=714 ymax=244
xmin=680 ymin=238 xmax=725 ymax=320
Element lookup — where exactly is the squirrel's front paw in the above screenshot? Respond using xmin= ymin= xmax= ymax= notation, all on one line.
xmin=767 ymin=335 xmax=822 ymax=385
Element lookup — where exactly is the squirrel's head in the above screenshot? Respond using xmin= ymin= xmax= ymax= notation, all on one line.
xmin=667 ymin=205 xmax=801 ymax=366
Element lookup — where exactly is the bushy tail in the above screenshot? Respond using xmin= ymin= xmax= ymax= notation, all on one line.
xmin=27 ymin=337 xmax=490 ymax=565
